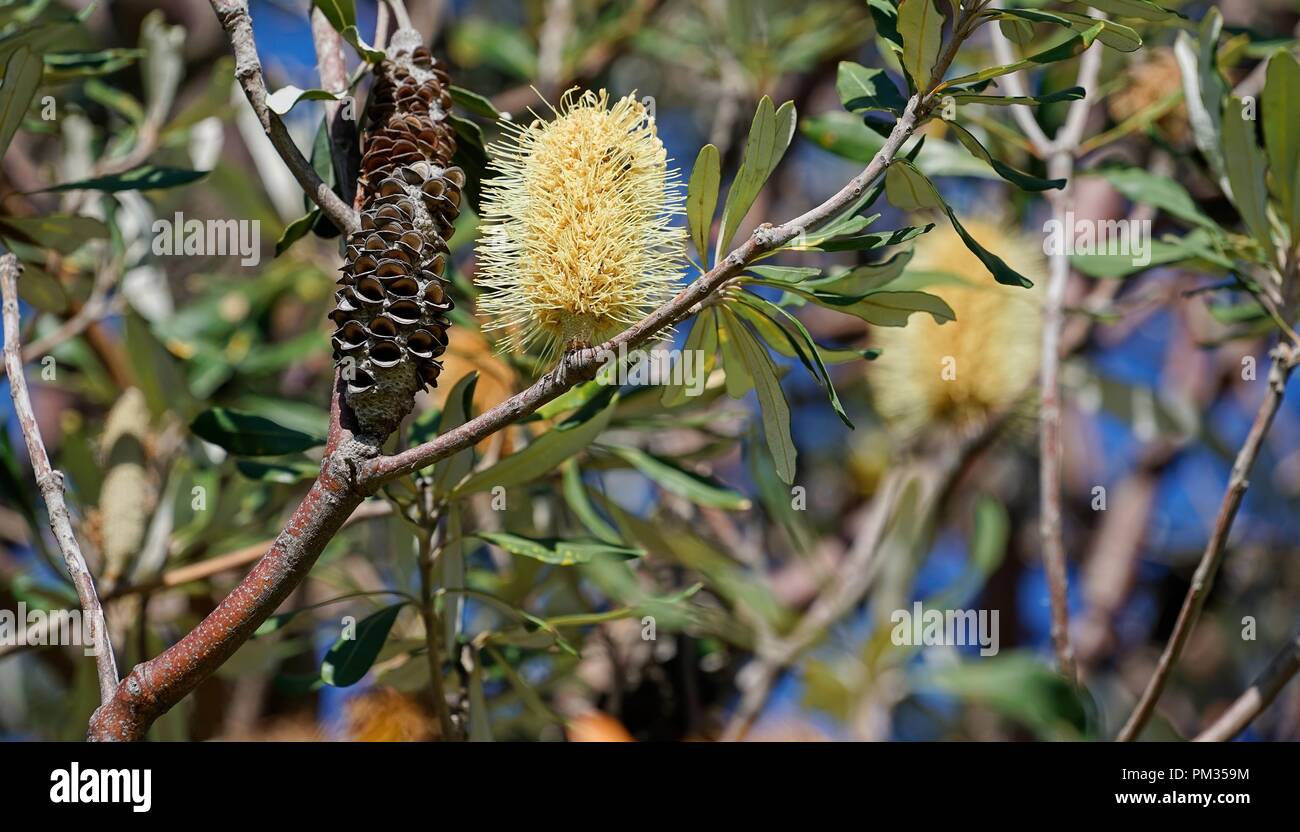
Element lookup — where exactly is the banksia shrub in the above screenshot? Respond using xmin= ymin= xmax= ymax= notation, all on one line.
xmin=330 ymin=30 xmax=464 ymax=438
xmin=474 ymin=89 xmax=685 ymax=358
xmin=869 ymin=221 xmax=1044 ymax=437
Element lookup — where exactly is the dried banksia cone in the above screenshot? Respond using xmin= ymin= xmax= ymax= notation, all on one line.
xmin=475 ymin=89 xmax=685 ymax=358
xmin=869 ymin=220 xmax=1044 ymax=436
xmin=330 ymin=29 xmax=464 ymax=438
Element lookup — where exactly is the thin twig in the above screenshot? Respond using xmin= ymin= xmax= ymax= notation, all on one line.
xmin=1 ymin=252 xmax=119 ymax=704
xmin=1194 ymin=634 xmax=1300 ymax=742
xmin=1119 ymin=344 xmax=1298 ymax=741
xmin=992 ymin=11 xmax=1105 ymax=683
xmin=210 ymin=0 xmax=360 ymax=234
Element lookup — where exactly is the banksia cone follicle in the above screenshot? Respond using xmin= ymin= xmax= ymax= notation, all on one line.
xmin=475 ymin=89 xmax=685 ymax=359
xmin=330 ymin=29 xmax=464 ymax=438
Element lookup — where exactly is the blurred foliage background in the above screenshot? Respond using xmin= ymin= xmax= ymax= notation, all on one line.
xmin=1 ymin=0 xmax=1299 ymax=742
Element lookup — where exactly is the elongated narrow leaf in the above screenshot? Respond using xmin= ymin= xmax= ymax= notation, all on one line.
xmin=1071 ymin=0 xmax=1179 ymax=22
xmin=0 ymin=214 xmax=108 ymax=253
xmin=441 ymin=507 xmax=465 ymax=654
xmin=736 ymin=294 xmax=855 ymax=428
xmin=805 ymin=250 xmax=913 ymax=294
xmin=475 ymin=532 xmax=642 ymax=565
xmin=715 ymin=97 xmax=796 ymax=260
xmin=311 ymin=0 xmax=357 ymax=31
xmin=946 ymin=208 xmax=1034 ymax=288
xmin=898 ymin=0 xmax=943 ymax=90
xmin=662 ymin=312 xmax=718 ymax=407
xmin=885 ymin=158 xmax=945 ymax=211
xmin=1173 ymin=13 xmax=1227 ymax=190
xmin=946 ymin=122 xmax=1065 ymax=191
xmin=943 ymin=24 xmax=1103 ymax=89
xmin=868 ymin=0 xmax=903 ymax=52
xmin=320 ymin=603 xmax=406 ymax=687
xmin=1221 ymin=95 xmax=1273 ymax=258
xmin=687 ymin=144 xmax=720 ymax=266
xmin=561 ymin=460 xmax=621 ymax=544
xmin=453 ymin=391 xmax=618 ymax=495
xmin=432 ymin=372 xmax=479 ymax=494
xmin=837 ymin=61 xmax=907 ymax=114
xmin=40 ymin=164 xmax=208 ymax=193
xmin=0 ymin=47 xmax=42 ymax=161
xmin=450 ymin=84 xmax=503 ymax=119
xmin=276 ymin=209 xmax=319 ymax=256
xmin=1093 ymin=167 xmax=1219 ymax=230
xmin=948 ymin=86 xmax=1086 ymax=106
xmin=191 ymin=408 xmax=324 ymax=456
xmin=1263 ymin=50 xmax=1300 ymax=236
xmin=724 ymin=310 xmax=796 ymax=484
xmin=606 ymin=445 xmax=750 ymax=509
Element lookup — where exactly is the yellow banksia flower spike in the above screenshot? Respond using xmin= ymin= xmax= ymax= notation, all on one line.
xmin=474 ymin=89 xmax=686 ymax=358
xmin=869 ymin=219 xmax=1045 ymax=436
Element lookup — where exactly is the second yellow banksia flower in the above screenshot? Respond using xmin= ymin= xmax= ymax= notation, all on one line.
xmin=475 ymin=89 xmax=685 ymax=356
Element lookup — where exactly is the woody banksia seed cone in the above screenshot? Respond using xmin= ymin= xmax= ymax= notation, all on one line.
xmin=330 ymin=29 xmax=464 ymax=438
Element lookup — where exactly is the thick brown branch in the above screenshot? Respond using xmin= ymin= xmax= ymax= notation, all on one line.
xmin=1119 ymin=345 xmax=1297 ymax=741
xmin=1 ymin=252 xmax=119 ymax=704
xmin=210 ymin=0 xmax=360 ymax=234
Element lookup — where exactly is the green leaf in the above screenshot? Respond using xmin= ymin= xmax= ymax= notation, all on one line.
xmin=40 ymin=165 xmax=208 ymax=193
xmin=275 ymin=208 xmax=320 ymax=257
xmin=474 ymin=532 xmax=643 ymax=566
xmin=987 ymin=9 xmax=1141 ymax=53
xmin=662 ymin=312 xmax=718 ymax=407
xmin=724 ymin=310 xmax=796 ymax=484
xmin=311 ymin=0 xmax=356 ymax=32
xmin=868 ymin=0 xmax=903 ymax=52
xmin=800 ymin=111 xmax=885 ymax=163
xmin=320 ymin=603 xmax=406 ymax=687
xmin=735 ymin=294 xmax=855 ymax=428
xmin=948 ymin=86 xmax=1086 ymax=106
xmin=717 ymin=308 xmax=754 ymax=398
xmin=1173 ymin=14 xmax=1227 ymax=189
xmin=450 ymin=84 xmax=503 ymax=120
xmin=1221 ymin=95 xmax=1273 ymax=258
xmin=606 ymin=445 xmax=750 ymax=510
xmin=917 ymin=652 xmax=1089 ymax=739
xmin=1263 ymin=50 xmax=1300 ymax=237
xmin=235 ymin=459 xmax=318 ymax=484
xmin=1093 ymin=167 xmax=1219 ymax=230
xmin=686 ymin=144 xmax=720 ymax=266
xmin=898 ymin=0 xmax=943 ymax=90
xmin=943 ymin=24 xmax=1103 ymax=89
xmin=191 ymin=408 xmax=324 ymax=456
xmin=340 ymin=25 xmax=384 ymax=62
xmin=716 ymin=97 xmax=796 ymax=260
xmin=265 ymin=84 xmax=343 ymax=116
xmin=431 ymin=371 xmax=479 ymax=495
xmin=746 ymin=265 xmax=822 ymax=284
xmin=0 ymin=46 xmax=44 ymax=160
xmin=0 ymin=214 xmax=108 ymax=254
xmin=452 ymin=390 xmax=618 ymax=495
xmin=1069 ymin=0 xmax=1179 ymax=22
xmin=885 ymin=158 xmax=945 ymax=211
xmin=945 ymin=122 xmax=1066 ymax=191
xmin=561 ymin=460 xmax=621 ymax=544
xmin=947 ymin=209 xmax=1033 ymax=288
xmin=837 ymin=61 xmax=907 ymax=114
xmin=807 ymin=223 xmax=933 ymax=253
xmin=805 ymin=250 xmax=913 ymax=294
xmin=1070 ymin=228 xmax=1231 ymax=278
